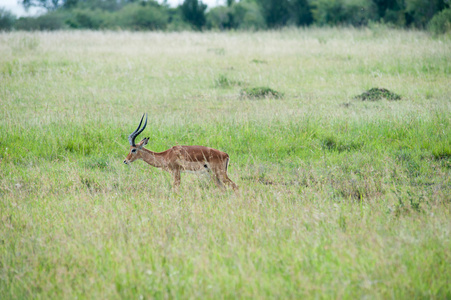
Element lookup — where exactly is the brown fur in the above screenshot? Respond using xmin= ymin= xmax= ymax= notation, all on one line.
xmin=124 ymin=139 xmax=238 ymax=191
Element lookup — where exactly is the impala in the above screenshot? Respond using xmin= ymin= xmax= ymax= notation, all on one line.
xmin=124 ymin=114 xmax=238 ymax=191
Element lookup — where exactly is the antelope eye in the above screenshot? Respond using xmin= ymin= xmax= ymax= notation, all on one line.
xmin=131 ymin=149 xmax=137 ymax=153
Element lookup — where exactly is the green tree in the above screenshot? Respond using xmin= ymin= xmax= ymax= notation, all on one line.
xmin=232 ymin=1 xmax=266 ymax=29
xmin=20 ymin=0 xmax=138 ymax=11
xmin=114 ymin=2 xmax=169 ymax=30
xmin=15 ymin=12 xmax=66 ymax=30
xmin=207 ymin=6 xmax=234 ymax=29
xmin=181 ymin=0 xmax=207 ymax=30
xmin=259 ymin=0 xmax=291 ymax=27
xmin=207 ymin=1 xmax=265 ymax=30
xmin=68 ymin=0 xmax=130 ymax=11
xmin=227 ymin=0 xmax=235 ymax=7
xmin=21 ymin=0 xmax=61 ymax=11
xmin=310 ymin=0 xmax=377 ymax=26
xmin=0 ymin=8 xmax=16 ymax=30
xmin=428 ymin=7 xmax=451 ymax=34
xmin=405 ymin=0 xmax=448 ymax=27
xmin=254 ymin=0 xmax=312 ymax=28
xmin=372 ymin=0 xmax=408 ymax=26
xmin=166 ymin=6 xmax=192 ymax=31
xmin=65 ymin=8 xmax=111 ymax=29
xmin=291 ymin=0 xmax=313 ymax=26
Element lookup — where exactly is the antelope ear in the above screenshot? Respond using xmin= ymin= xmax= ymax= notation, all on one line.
xmin=137 ymin=137 xmax=149 ymax=148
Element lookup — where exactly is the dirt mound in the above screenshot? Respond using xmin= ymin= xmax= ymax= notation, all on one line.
xmin=240 ymin=87 xmax=283 ymax=99
xmin=355 ymin=88 xmax=401 ymax=101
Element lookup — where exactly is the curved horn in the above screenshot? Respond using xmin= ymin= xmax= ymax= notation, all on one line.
xmin=128 ymin=113 xmax=147 ymax=146
xmin=135 ymin=113 xmax=147 ymax=139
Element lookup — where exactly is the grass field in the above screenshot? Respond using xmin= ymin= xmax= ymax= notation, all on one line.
xmin=1 ymin=28 xmax=450 ymax=299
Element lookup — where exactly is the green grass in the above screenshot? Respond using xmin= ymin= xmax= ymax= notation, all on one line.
xmin=0 ymin=28 xmax=450 ymax=299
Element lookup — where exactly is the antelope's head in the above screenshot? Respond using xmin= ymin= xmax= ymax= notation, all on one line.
xmin=124 ymin=113 xmax=149 ymax=164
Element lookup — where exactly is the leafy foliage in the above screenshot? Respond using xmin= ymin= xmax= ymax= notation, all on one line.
xmin=405 ymin=0 xmax=449 ymax=28
xmin=181 ymin=0 xmax=207 ymax=30
xmin=15 ymin=12 xmax=67 ymax=30
xmin=207 ymin=1 xmax=266 ymax=30
xmin=65 ymin=9 xmax=109 ymax=29
xmin=7 ymin=0 xmax=449 ymax=31
xmin=21 ymin=0 xmax=62 ymax=11
xmin=114 ymin=2 xmax=169 ymax=30
xmin=310 ymin=0 xmax=378 ymax=26
xmin=0 ymin=8 xmax=15 ymax=31
xmin=428 ymin=8 xmax=451 ymax=34
xmin=214 ymin=74 xmax=243 ymax=88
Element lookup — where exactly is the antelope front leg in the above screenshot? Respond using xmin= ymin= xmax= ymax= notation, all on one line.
xmin=213 ymin=169 xmax=239 ymax=192
xmin=172 ymin=169 xmax=181 ymax=191
xmin=223 ymin=175 xmax=238 ymax=191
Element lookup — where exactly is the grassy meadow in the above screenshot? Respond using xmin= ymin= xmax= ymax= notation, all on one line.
xmin=0 ymin=28 xmax=450 ymax=299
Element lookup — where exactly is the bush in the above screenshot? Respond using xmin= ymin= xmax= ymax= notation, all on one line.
xmin=310 ymin=0 xmax=378 ymax=26
xmin=291 ymin=0 xmax=313 ymax=26
xmin=181 ymin=0 xmax=207 ymax=30
xmin=114 ymin=2 xmax=169 ymax=30
xmin=166 ymin=10 xmax=192 ymax=31
xmin=65 ymin=9 xmax=111 ymax=29
xmin=208 ymin=0 xmax=310 ymax=30
xmin=405 ymin=0 xmax=448 ymax=28
xmin=207 ymin=1 xmax=265 ymax=30
xmin=15 ymin=13 xmax=66 ymax=31
xmin=207 ymin=6 xmax=233 ymax=30
xmin=67 ymin=0 xmax=124 ymax=12
xmin=428 ymin=8 xmax=451 ymax=35
xmin=240 ymin=86 xmax=283 ymax=99
xmin=0 ymin=8 xmax=16 ymax=31
xmin=232 ymin=1 xmax=266 ymax=30
xmin=215 ymin=74 xmax=244 ymax=88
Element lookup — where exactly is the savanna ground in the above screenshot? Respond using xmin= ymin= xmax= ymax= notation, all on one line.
xmin=0 ymin=28 xmax=450 ymax=299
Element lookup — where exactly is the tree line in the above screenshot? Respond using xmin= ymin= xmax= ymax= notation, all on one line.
xmin=0 ymin=0 xmax=450 ymax=34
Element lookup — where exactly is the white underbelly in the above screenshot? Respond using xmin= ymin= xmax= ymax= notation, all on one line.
xmin=179 ymin=161 xmax=210 ymax=174
xmin=183 ymin=169 xmax=209 ymax=175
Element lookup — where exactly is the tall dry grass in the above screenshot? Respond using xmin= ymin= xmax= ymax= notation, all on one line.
xmin=0 ymin=28 xmax=450 ymax=299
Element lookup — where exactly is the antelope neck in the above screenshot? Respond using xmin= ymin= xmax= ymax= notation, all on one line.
xmin=140 ymin=148 xmax=167 ymax=168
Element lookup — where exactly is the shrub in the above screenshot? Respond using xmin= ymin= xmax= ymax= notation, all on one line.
xmin=114 ymin=2 xmax=169 ymax=30
xmin=15 ymin=13 xmax=66 ymax=31
xmin=258 ymin=0 xmax=291 ymax=28
xmin=310 ymin=0 xmax=378 ymax=26
xmin=207 ymin=6 xmax=233 ymax=30
xmin=232 ymin=1 xmax=266 ymax=30
xmin=215 ymin=74 xmax=243 ymax=88
xmin=66 ymin=9 xmax=111 ymax=29
xmin=166 ymin=8 xmax=192 ymax=31
xmin=240 ymin=86 xmax=283 ymax=99
xmin=406 ymin=0 xmax=448 ymax=28
xmin=428 ymin=8 xmax=451 ymax=35
xmin=181 ymin=0 xmax=207 ymax=30
xmin=0 ymin=8 xmax=15 ymax=31
xmin=215 ymin=74 xmax=233 ymax=87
